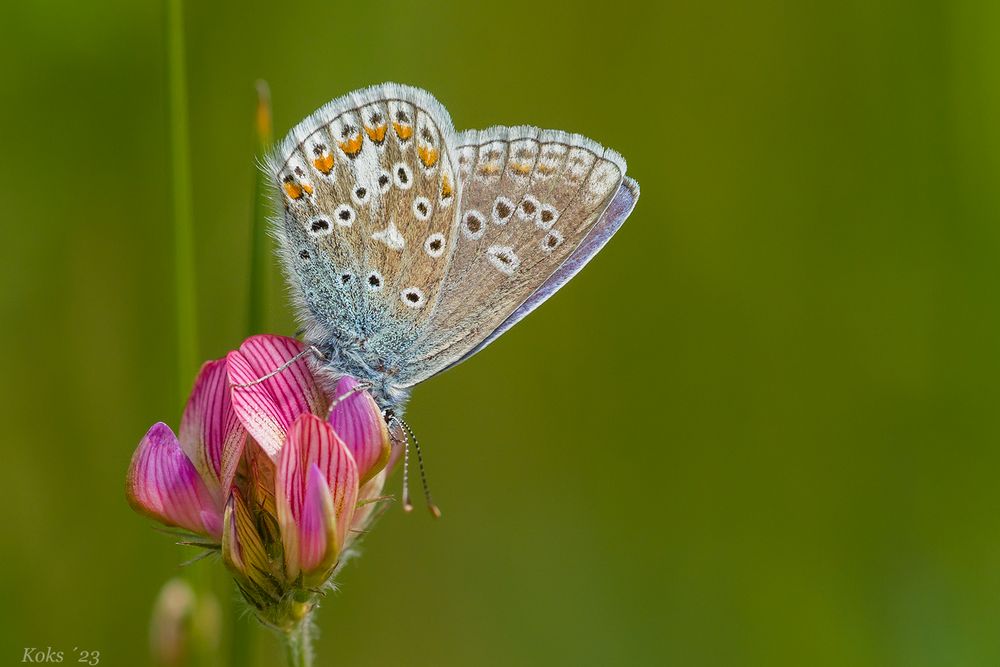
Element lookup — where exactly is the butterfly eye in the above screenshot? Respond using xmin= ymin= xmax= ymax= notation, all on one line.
xmin=298 ymin=249 xmax=311 ymax=260
xmin=366 ymin=271 xmax=383 ymax=291
xmin=352 ymin=185 xmax=369 ymax=205
xmin=378 ymin=171 xmax=391 ymax=193
xmin=339 ymin=272 xmax=353 ymax=286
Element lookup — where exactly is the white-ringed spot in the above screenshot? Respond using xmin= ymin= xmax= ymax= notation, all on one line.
xmin=306 ymin=216 xmax=332 ymax=237
xmin=461 ymin=210 xmax=486 ymax=240
xmin=393 ymin=162 xmax=413 ymax=190
xmin=424 ymin=232 xmax=446 ymax=258
xmin=517 ymin=195 xmax=540 ymax=222
xmin=401 ymin=287 xmax=426 ymax=308
xmin=333 ymin=204 xmax=356 ymax=227
xmin=537 ymin=204 xmax=559 ymax=230
xmin=492 ymin=196 xmax=515 ymax=225
xmin=541 ymin=229 xmax=564 ymax=253
xmin=412 ymin=196 xmax=432 ymax=221
xmin=486 ymin=245 xmax=520 ymax=275
xmin=352 ymin=185 xmax=369 ymax=205
xmin=378 ymin=170 xmax=392 ymax=193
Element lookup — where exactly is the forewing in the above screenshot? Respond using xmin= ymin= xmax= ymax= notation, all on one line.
xmin=269 ymin=84 xmax=459 ymax=371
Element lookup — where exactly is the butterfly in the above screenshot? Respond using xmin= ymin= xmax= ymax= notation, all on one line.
xmin=268 ymin=83 xmax=639 ymax=412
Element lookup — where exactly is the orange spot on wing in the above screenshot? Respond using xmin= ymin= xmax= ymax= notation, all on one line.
xmin=478 ymin=164 xmax=500 ymax=176
xmin=301 ymin=183 xmax=314 ymax=195
xmin=338 ymin=132 xmax=364 ymax=156
xmin=393 ymin=122 xmax=413 ymax=141
xmin=418 ymin=145 xmax=440 ymax=168
xmin=313 ymin=153 xmax=334 ymax=174
xmin=537 ymin=164 xmax=557 ymax=175
xmin=510 ymin=162 xmax=533 ymax=175
xmin=283 ymin=181 xmax=304 ymax=199
xmin=364 ymin=124 xmax=387 ymax=143
xmin=441 ymin=174 xmax=453 ymax=198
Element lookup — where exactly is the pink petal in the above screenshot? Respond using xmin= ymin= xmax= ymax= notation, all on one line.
xmin=226 ymin=335 xmax=327 ymax=459
xmin=298 ymin=464 xmax=335 ymax=572
xmin=179 ymin=359 xmax=246 ymax=500
xmin=126 ymin=423 xmax=221 ymax=538
xmin=276 ymin=414 xmax=359 ymax=579
xmin=328 ymin=376 xmax=391 ymax=484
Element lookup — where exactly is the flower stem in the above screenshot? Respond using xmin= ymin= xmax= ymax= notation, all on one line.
xmin=284 ymin=619 xmax=314 ymax=667
xmin=166 ymin=0 xmax=198 ymax=403
xmin=247 ymin=80 xmax=274 ymax=334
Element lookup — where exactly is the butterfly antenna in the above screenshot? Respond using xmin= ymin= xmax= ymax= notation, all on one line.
xmin=231 ymin=345 xmax=326 ymax=389
xmin=398 ymin=418 xmax=441 ymax=519
xmin=398 ymin=422 xmax=413 ymax=513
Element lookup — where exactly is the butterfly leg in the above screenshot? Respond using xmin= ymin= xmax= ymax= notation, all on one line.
xmin=230 ymin=345 xmax=327 ymax=388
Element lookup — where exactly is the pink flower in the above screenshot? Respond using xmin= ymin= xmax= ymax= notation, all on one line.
xmin=125 ymin=358 xmax=243 ymax=539
xmin=126 ymin=335 xmax=391 ymax=627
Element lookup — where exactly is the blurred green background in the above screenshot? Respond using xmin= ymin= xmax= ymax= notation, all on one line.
xmin=3 ymin=0 xmax=1000 ymax=665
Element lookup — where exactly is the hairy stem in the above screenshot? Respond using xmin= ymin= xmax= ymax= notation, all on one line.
xmin=284 ymin=619 xmax=314 ymax=667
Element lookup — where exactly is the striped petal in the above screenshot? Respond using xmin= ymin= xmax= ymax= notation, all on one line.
xmin=226 ymin=335 xmax=327 ymax=460
xmin=126 ymin=422 xmax=221 ymax=538
xmin=328 ymin=376 xmax=391 ymax=484
xmin=179 ymin=358 xmax=246 ymax=501
xmin=298 ymin=464 xmax=336 ymax=573
xmin=276 ymin=414 xmax=359 ymax=580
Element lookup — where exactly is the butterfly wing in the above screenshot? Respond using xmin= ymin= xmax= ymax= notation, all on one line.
xmin=270 ymin=84 xmax=638 ymax=398
xmin=269 ymin=84 xmax=461 ymax=380
xmin=396 ymin=126 xmax=638 ymax=386
xmin=450 ymin=175 xmax=639 ymax=368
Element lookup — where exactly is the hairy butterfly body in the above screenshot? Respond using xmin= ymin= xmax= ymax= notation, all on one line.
xmin=269 ymin=83 xmax=639 ymax=411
